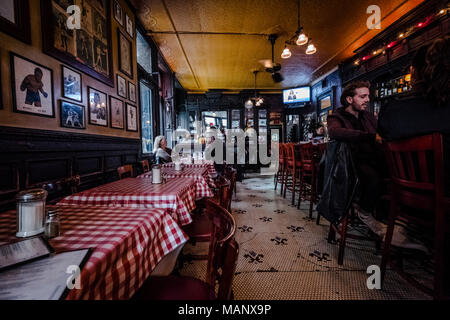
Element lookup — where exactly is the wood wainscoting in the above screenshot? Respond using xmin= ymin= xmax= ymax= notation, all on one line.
xmin=0 ymin=126 xmax=148 ymax=211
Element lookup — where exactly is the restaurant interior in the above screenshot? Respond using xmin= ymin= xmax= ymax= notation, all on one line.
xmin=0 ymin=0 xmax=449 ymax=302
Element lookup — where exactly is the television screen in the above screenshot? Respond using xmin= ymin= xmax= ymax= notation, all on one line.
xmin=283 ymin=87 xmax=311 ymax=104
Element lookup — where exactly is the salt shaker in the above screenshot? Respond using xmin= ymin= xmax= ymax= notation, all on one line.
xmin=45 ymin=209 xmax=61 ymax=239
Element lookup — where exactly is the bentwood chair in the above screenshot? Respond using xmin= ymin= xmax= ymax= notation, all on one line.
xmin=140 ymin=160 xmax=150 ymax=173
xmin=381 ymin=133 xmax=449 ymax=299
xmin=41 ymin=175 xmax=81 ymax=205
xmin=133 ymin=199 xmax=238 ymax=300
xmin=117 ymin=165 xmax=134 ymax=179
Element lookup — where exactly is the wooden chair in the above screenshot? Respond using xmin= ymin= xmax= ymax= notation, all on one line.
xmin=223 ymin=166 xmax=237 ymax=202
xmin=41 ymin=175 xmax=81 ymax=205
xmin=133 ymin=199 xmax=238 ymax=300
xmin=283 ymin=143 xmax=302 ymax=205
xmin=140 ymin=160 xmax=150 ymax=173
xmin=381 ymin=133 xmax=448 ymax=299
xmin=117 ymin=165 xmax=134 ymax=179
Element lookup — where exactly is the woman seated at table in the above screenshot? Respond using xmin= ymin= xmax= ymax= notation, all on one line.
xmin=153 ymin=136 xmax=172 ymax=164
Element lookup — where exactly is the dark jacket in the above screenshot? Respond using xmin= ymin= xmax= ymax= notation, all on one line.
xmin=317 ymin=141 xmax=359 ymax=225
xmin=328 ymin=108 xmax=377 ymax=142
xmin=378 ymin=95 xmax=450 ymax=194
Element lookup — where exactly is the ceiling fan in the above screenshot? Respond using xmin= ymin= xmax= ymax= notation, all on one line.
xmin=258 ymin=34 xmax=284 ymax=83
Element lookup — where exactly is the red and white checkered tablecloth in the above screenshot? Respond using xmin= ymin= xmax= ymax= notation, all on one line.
xmin=58 ymin=178 xmax=197 ymax=226
xmin=138 ymin=166 xmax=215 ymax=198
xmin=0 ymin=205 xmax=188 ymax=300
xmin=162 ymin=160 xmax=216 ymax=176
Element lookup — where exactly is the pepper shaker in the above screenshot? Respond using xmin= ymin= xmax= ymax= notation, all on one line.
xmin=45 ymin=209 xmax=61 ymax=239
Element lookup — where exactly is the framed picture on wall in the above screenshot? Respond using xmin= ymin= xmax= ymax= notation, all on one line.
xmin=126 ymin=104 xmax=138 ymax=132
xmin=118 ymin=29 xmax=133 ymax=78
xmin=62 ymin=65 xmax=82 ymax=102
xmin=126 ymin=14 xmax=133 ymax=38
xmin=60 ymin=100 xmax=86 ymax=130
xmin=0 ymin=0 xmax=31 ymax=44
xmin=10 ymin=53 xmax=55 ymax=118
xmin=113 ymin=0 xmax=123 ymax=26
xmin=110 ymin=96 xmax=124 ymax=129
xmin=41 ymin=0 xmax=113 ymax=87
xmin=117 ymin=74 xmax=127 ymax=98
xmin=128 ymin=82 xmax=136 ymax=102
xmin=88 ymin=87 xmax=108 ymax=127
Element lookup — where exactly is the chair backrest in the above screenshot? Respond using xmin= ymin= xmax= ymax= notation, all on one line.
xmin=223 ymin=166 xmax=237 ymax=199
xmin=279 ymin=144 xmax=286 ymax=163
xmin=141 ymin=160 xmax=150 ymax=173
xmin=300 ymin=142 xmax=314 ymax=164
xmin=41 ymin=175 xmax=81 ymax=204
xmin=214 ymin=175 xmax=232 ymax=211
xmin=117 ymin=165 xmax=134 ymax=179
xmin=201 ymin=199 xmax=237 ymax=299
xmin=383 ymin=133 xmax=444 ymax=209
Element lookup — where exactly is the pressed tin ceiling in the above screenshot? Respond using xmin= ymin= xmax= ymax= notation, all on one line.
xmin=131 ymin=0 xmax=425 ymax=92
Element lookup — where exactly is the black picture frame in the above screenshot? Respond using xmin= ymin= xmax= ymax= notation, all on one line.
xmin=40 ymin=0 xmax=114 ymax=87
xmin=60 ymin=100 xmax=86 ymax=130
xmin=125 ymin=14 xmax=133 ymax=38
xmin=118 ymin=29 xmax=133 ymax=78
xmin=128 ymin=81 xmax=136 ymax=103
xmin=0 ymin=0 xmax=31 ymax=44
xmin=61 ymin=65 xmax=83 ymax=102
xmin=88 ymin=86 xmax=108 ymax=127
xmin=126 ymin=104 xmax=138 ymax=132
xmin=117 ymin=74 xmax=127 ymax=99
xmin=110 ymin=96 xmax=124 ymax=130
xmin=10 ymin=52 xmax=55 ymax=118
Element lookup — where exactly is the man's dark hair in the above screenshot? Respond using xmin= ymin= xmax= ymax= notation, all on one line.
xmin=340 ymin=81 xmax=371 ymax=107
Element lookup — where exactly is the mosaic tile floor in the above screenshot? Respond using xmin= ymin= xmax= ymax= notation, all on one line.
xmin=180 ymin=176 xmax=432 ymax=300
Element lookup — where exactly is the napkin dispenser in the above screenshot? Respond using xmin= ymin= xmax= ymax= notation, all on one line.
xmin=152 ymin=165 xmax=162 ymax=184
xmin=16 ymin=189 xmax=48 ymax=238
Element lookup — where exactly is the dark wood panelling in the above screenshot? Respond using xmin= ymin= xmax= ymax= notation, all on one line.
xmin=0 ymin=126 xmax=144 ymax=211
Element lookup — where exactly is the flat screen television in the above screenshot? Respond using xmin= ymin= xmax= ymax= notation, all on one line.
xmin=283 ymin=86 xmax=311 ymax=104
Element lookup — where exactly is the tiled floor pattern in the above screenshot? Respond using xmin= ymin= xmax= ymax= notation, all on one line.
xmin=180 ymin=176 xmax=432 ymax=300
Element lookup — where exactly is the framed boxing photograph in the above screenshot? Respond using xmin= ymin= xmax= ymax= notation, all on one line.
xmin=60 ymin=100 xmax=86 ymax=130
xmin=10 ymin=52 xmax=55 ymax=118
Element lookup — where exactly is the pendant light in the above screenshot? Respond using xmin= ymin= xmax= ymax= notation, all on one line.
xmin=305 ymin=39 xmax=317 ymax=55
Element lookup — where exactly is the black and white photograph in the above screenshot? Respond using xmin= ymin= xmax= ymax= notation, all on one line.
xmin=113 ymin=0 xmax=123 ymax=26
xmin=88 ymin=87 xmax=107 ymax=126
xmin=128 ymin=82 xmax=136 ymax=102
xmin=52 ymin=6 xmax=75 ymax=56
xmin=117 ymin=75 xmax=127 ymax=98
xmin=62 ymin=65 xmax=82 ymax=102
xmin=60 ymin=100 xmax=85 ymax=129
xmin=126 ymin=104 xmax=138 ymax=132
xmin=93 ymin=37 xmax=108 ymax=74
xmin=0 ymin=0 xmax=16 ymax=23
xmin=76 ymin=29 xmax=94 ymax=68
xmin=110 ymin=96 xmax=124 ymax=129
xmin=11 ymin=53 xmax=55 ymax=118
xmin=126 ymin=14 xmax=133 ymax=38
xmin=118 ymin=30 xmax=133 ymax=78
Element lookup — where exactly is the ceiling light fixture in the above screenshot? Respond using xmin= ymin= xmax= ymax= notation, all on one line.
xmin=245 ymin=70 xmax=264 ymax=109
xmin=305 ymin=40 xmax=317 ymax=55
xmin=281 ymin=46 xmax=292 ymax=59
xmin=283 ymin=0 xmax=316 ymax=57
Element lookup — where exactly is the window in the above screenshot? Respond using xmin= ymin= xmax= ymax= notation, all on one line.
xmin=140 ymin=82 xmax=153 ymax=154
xmin=137 ymin=30 xmax=152 ymax=74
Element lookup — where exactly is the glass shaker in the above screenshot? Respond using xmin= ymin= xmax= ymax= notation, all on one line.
xmin=45 ymin=209 xmax=61 ymax=239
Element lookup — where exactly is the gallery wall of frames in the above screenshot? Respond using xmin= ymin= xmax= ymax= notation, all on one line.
xmin=0 ymin=0 xmax=140 ymax=138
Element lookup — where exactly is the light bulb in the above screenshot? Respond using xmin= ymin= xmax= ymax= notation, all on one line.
xmin=281 ymin=47 xmax=292 ymax=59
xmin=245 ymin=99 xmax=253 ymax=109
xmin=306 ymin=43 xmax=317 ymax=55
xmin=296 ymin=33 xmax=308 ymax=46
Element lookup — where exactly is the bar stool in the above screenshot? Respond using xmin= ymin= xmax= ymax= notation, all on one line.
xmin=274 ymin=143 xmax=286 ymax=195
xmin=117 ymin=165 xmax=134 ymax=179
xmin=381 ymin=133 xmax=449 ymax=299
xmin=283 ymin=143 xmax=302 ymax=205
xmin=296 ymin=142 xmax=317 ymax=218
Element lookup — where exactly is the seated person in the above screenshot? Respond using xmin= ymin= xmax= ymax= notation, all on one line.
xmin=378 ymin=36 xmax=450 ymax=196
xmin=153 ymin=136 xmax=172 ymax=164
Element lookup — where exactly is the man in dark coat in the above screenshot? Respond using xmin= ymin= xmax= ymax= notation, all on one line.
xmin=327 ymin=81 xmax=387 ymax=235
